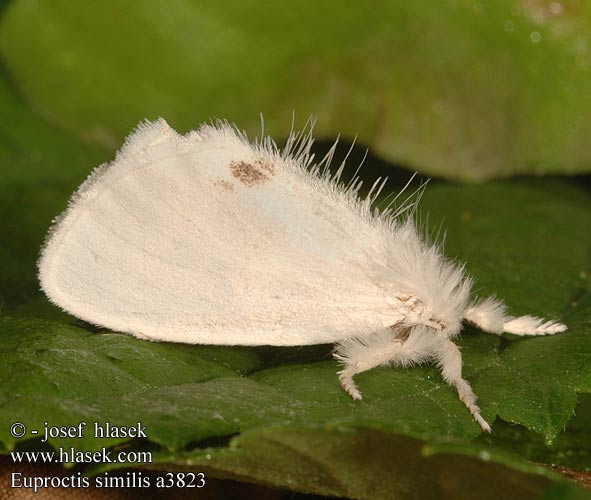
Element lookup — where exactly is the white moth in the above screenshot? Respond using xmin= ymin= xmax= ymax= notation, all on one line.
xmin=39 ymin=118 xmax=567 ymax=432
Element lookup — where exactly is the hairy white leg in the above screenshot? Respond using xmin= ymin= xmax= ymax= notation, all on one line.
xmin=463 ymin=297 xmax=567 ymax=336
xmin=334 ymin=330 xmax=403 ymax=400
xmin=435 ymin=338 xmax=492 ymax=433
xmin=334 ymin=326 xmax=434 ymax=401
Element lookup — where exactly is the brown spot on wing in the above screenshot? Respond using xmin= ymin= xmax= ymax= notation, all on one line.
xmin=230 ymin=159 xmax=275 ymax=186
xmin=214 ymin=179 xmax=235 ymax=192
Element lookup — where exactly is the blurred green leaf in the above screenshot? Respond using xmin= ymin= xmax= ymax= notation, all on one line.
xmin=1 ymin=0 xmax=590 ymax=180
xmin=153 ymin=426 xmax=584 ymax=500
xmin=0 ymin=76 xmax=108 ymax=304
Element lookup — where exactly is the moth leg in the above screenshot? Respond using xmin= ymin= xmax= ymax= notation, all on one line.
xmin=435 ymin=338 xmax=492 ymax=433
xmin=334 ymin=331 xmax=403 ymax=400
xmin=463 ymin=297 xmax=567 ymax=336
xmin=334 ymin=326 xmax=434 ymax=401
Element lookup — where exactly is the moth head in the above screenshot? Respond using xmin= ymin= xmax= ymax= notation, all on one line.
xmin=418 ymin=317 xmax=462 ymax=338
xmin=397 ymin=293 xmax=463 ymax=338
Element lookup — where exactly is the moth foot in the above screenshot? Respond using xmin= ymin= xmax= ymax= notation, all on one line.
xmin=455 ymin=378 xmax=492 ymax=433
xmin=474 ymin=413 xmax=492 ymax=433
xmin=459 ymin=395 xmax=491 ymax=433
xmin=338 ymin=371 xmax=363 ymax=401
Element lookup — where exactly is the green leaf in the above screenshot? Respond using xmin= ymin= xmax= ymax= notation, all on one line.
xmin=1 ymin=0 xmax=590 ymax=180
xmin=416 ymin=180 xmax=591 ymax=442
xmin=0 ymin=315 xmax=263 ymax=452
xmin=477 ymin=394 xmax=591 ymax=473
